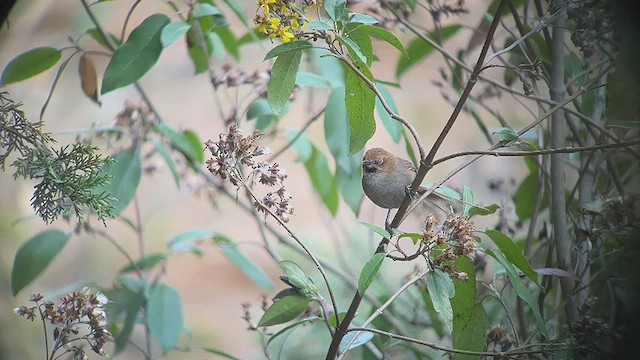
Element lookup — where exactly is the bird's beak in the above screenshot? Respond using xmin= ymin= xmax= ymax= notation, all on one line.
xmin=362 ymin=159 xmax=376 ymax=173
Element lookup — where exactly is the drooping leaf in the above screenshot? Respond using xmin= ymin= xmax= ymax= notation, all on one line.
xmin=462 ymin=185 xmax=475 ymax=216
xmin=161 ymin=22 xmax=191 ymax=48
xmin=426 ymin=269 xmax=455 ymax=332
xmin=202 ymin=347 xmax=242 ymax=360
xmin=257 ymin=294 xmax=310 ymax=327
xmin=345 ymin=65 xmax=376 ymax=154
xmin=356 ymin=25 xmax=408 ymax=58
xmin=486 ymin=230 xmax=538 ymax=284
xmin=167 ymin=229 xmax=214 ymax=256
xmin=324 ymin=0 xmax=346 ymax=21
xmin=214 ymin=235 xmax=274 ymax=291
xmin=324 ymin=87 xmax=351 ymax=173
xmin=102 ymin=148 xmax=142 ymax=215
xmin=102 ymin=14 xmax=170 ymax=94
xmin=156 ymin=123 xmax=204 ymax=165
xmin=359 ymin=222 xmax=391 ymax=239
xmin=358 ymin=253 xmax=386 ymax=296
xmin=335 ymin=152 xmax=364 ymax=215
xmin=105 ymin=283 xmax=145 ymax=353
xmin=296 ymin=72 xmax=333 ymax=88
xmin=192 ymin=3 xmax=222 ymax=17
xmin=452 ymin=257 xmax=488 ymax=360
xmin=11 ymin=230 xmax=71 ymax=295
xmin=487 ymin=249 xmax=548 ymax=338
xmin=339 ymin=331 xmax=374 ymax=352
xmin=152 ymin=139 xmax=181 ymax=188
xmin=376 ymin=82 xmax=402 ymax=143
xmin=264 ymin=41 xmax=312 ymax=60
xmin=118 ymin=253 xmax=167 ymax=273
xmin=268 ymin=50 xmax=302 ymax=114
xmin=1 ymin=47 xmax=62 ymax=85
xmin=147 ymin=284 xmax=184 ymax=353
xmin=78 ymin=53 xmax=100 ymax=104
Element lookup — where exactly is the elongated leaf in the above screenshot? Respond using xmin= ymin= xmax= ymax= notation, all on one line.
xmin=486 ymin=230 xmax=538 ymax=283
xmin=152 ymin=139 xmax=180 ymax=188
xmin=359 ymin=222 xmax=391 ymax=239
xmin=105 ymin=284 xmax=145 ymax=353
xmin=268 ymin=50 xmax=302 ymax=114
xmin=1 ymin=47 xmax=61 ymax=85
xmin=345 ymin=66 xmax=376 ymax=154
xmin=356 ymin=25 xmax=407 ymax=57
xmin=156 ymin=123 xmax=204 ymax=164
xmin=280 ymin=261 xmax=315 ymax=292
xmin=214 ymin=236 xmax=274 ymax=291
xmin=358 ymin=253 xmax=385 ymax=296
xmin=102 ymin=14 xmax=169 ymax=94
xmin=339 ymin=331 xmax=374 ymax=352
xmin=452 ymin=257 xmax=488 ymax=359
xmin=462 ymin=185 xmax=475 ymax=216
xmin=396 ymin=25 xmax=460 ymax=79
xmin=161 ymin=22 xmax=191 ymax=48
xmin=147 ymin=284 xmax=183 ymax=353
xmin=119 ymin=253 xmax=167 ymax=273
xmin=296 ymin=72 xmax=333 ymax=88
xmin=192 ymin=3 xmax=222 ymax=17
xmin=325 ymin=0 xmax=346 ymax=21
xmin=258 ymin=294 xmax=310 ymax=327
xmin=266 ymin=317 xmax=319 ymax=349
xmin=335 ymin=152 xmax=364 ymax=215
xmin=11 ymin=230 xmax=71 ymax=295
xmin=203 ymin=347 xmax=242 ymax=360
xmin=376 ymin=82 xmax=402 ymax=143
xmin=102 ymin=148 xmax=142 ymax=215
xmin=426 ymin=269 xmax=455 ymax=332
xmin=264 ymin=41 xmax=312 ymax=60
xmin=324 ymin=87 xmax=350 ymax=173
xmin=487 ymin=249 xmax=548 ymax=338
xmin=167 ymin=229 xmax=214 ymax=256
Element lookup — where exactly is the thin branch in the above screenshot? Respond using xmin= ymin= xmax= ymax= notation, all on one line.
xmin=120 ymin=0 xmax=143 ymax=42
xmin=431 ymin=140 xmax=640 ymax=167
xmin=268 ymin=108 xmax=325 ymax=161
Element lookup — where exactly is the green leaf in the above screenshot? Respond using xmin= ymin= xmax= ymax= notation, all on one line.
xmin=308 ymin=21 xmax=333 ymax=31
xmin=356 ymin=25 xmax=408 ymax=58
xmin=202 ymin=348 xmax=242 ymax=360
xmin=167 ymin=229 xmax=214 ymax=256
xmin=492 ymin=127 xmax=519 ymax=141
xmin=376 ymin=82 xmax=402 ymax=143
xmin=161 ymin=22 xmax=191 ymax=48
xmin=339 ymin=331 xmax=374 ymax=352
xmin=348 ymin=13 xmax=378 ymax=24
xmin=337 ymin=35 xmax=369 ymax=65
xmin=11 ymin=230 xmax=71 ymax=296
xmin=152 ymin=139 xmax=180 ymax=188
xmin=359 ymin=222 xmax=391 ymax=239
xmin=296 ymin=72 xmax=333 ymax=88
xmin=451 ymin=257 xmax=488 ymax=360
xmin=247 ymin=99 xmax=278 ymax=131
xmin=86 ymin=28 xmax=120 ymax=50
xmin=105 ymin=284 xmax=145 ymax=353
xmin=324 ymin=0 xmax=346 ymax=21
xmin=487 ymin=249 xmax=549 ymax=338
xmin=268 ymin=50 xmax=302 ymax=114
xmin=264 ymin=41 xmax=312 ymax=60
xmin=396 ymin=25 xmax=461 ymax=79
xmin=280 ymin=260 xmax=317 ymax=295
xmin=324 ymin=87 xmax=351 ymax=173
xmin=468 ymin=203 xmax=500 ymax=217
xmin=212 ymin=26 xmax=240 ymax=60
xmin=1 ymin=47 xmax=61 ymax=85
xmin=265 ymin=317 xmax=320 ymax=349
xmin=214 ymin=236 xmax=274 ymax=291
xmin=103 ymin=149 xmax=142 ymax=215
xmin=257 ymin=294 xmax=310 ymax=327
xmin=192 ymin=3 xmax=222 ymax=17
xmin=119 ymin=253 xmax=167 ymax=273
xmin=156 ymin=123 xmax=204 ymax=165
xmin=336 ymin=153 xmax=364 ymax=215
xmin=486 ymin=230 xmax=538 ymax=284
xmin=147 ymin=284 xmax=184 ymax=353
xmin=345 ymin=65 xmax=376 ymax=154
xmin=290 ymin=132 xmax=340 ymax=215
xmin=514 ymin=158 xmax=548 ymax=221
xmin=358 ymin=253 xmax=386 ymax=296
xmin=102 ymin=14 xmax=169 ymax=94
xmin=462 ymin=185 xmax=475 ymax=216
xmin=426 ymin=269 xmax=455 ymax=332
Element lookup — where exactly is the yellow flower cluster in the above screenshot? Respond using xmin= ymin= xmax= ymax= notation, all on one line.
xmin=255 ymin=0 xmax=319 ymax=43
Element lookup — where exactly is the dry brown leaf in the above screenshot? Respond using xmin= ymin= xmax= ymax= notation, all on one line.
xmin=79 ymin=53 xmax=100 ymax=105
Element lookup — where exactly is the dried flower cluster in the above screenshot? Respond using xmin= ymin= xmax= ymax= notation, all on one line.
xmin=205 ymin=125 xmax=293 ymax=222
xmin=14 ymin=289 xmax=111 ymax=358
xmin=212 ymin=64 xmax=270 ymax=90
xmin=422 ymin=213 xmax=477 ymax=279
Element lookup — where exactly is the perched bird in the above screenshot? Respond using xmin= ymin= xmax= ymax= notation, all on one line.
xmin=362 ymin=147 xmax=455 ymax=225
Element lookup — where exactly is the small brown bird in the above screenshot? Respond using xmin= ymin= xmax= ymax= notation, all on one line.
xmin=362 ymin=147 xmax=455 ymax=225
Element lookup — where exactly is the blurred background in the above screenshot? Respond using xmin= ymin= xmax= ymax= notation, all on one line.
xmin=0 ymin=0 xmax=530 ymax=358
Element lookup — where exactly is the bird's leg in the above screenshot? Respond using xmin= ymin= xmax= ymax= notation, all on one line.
xmin=385 ymin=209 xmax=393 ymax=233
